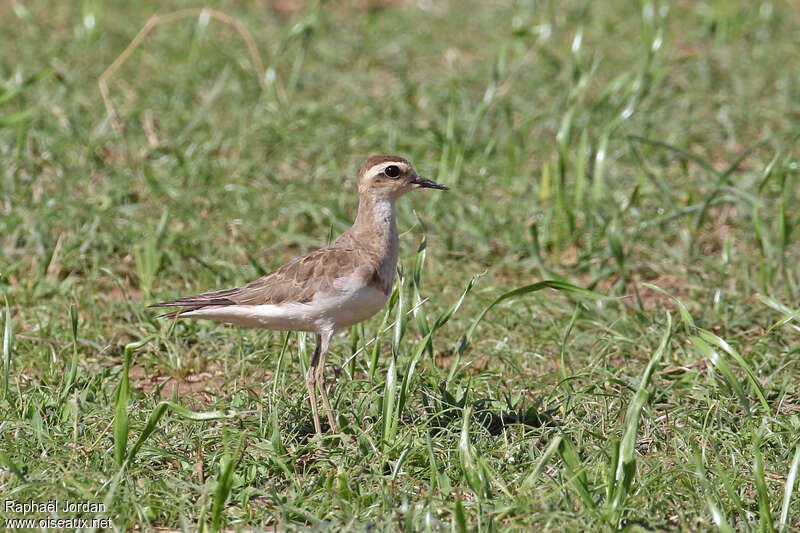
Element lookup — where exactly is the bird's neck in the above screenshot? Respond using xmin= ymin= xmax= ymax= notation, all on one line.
xmin=351 ymin=194 xmax=398 ymax=252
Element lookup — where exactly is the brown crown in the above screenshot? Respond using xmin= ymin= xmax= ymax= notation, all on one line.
xmin=359 ymin=154 xmax=410 ymax=178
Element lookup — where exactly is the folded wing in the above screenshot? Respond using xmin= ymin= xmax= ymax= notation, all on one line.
xmin=150 ymin=246 xmax=372 ymax=318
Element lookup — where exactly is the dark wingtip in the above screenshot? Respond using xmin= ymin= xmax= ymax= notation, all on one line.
xmin=148 ymin=300 xmax=189 ymax=318
xmin=154 ymin=307 xmax=199 ymax=319
xmin=148 ymin=299 xmax=182 ymax=308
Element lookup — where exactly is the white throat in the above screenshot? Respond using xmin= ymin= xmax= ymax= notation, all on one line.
xmin=351 ymin=194 xmax=399 ymax=254
xmin=371 ymin=197 xmax=395 ymax=225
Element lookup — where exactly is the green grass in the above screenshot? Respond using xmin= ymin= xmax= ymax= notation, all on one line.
xmin=2 ymin=0 xmax=800 ymax=530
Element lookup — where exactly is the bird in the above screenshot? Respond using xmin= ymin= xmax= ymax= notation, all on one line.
xmin=150 ymin=155 xmax=449 ymax=434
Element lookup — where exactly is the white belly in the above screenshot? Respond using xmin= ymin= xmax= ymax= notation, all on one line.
xmin=181 ymin=280 xmax=390 ymax=332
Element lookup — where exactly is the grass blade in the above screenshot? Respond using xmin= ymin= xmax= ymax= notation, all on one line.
xmin=381 ymin=271 xmax=407 ymax=448
xmin=2 ymin=296 xmax=12 ymax=399
xmin=60 ymin=304 xmax=80 ymax=403
xmin=369 ymin=288 xmax=397 ymax=382
xmin=426 ymin=430 xmax=451 ymax=497
xmin=398 ymin=330 xmax=433 ymax=419
xmin=411 ymin=235 xmax=431 ymax=354
xmin=0 ymin=449 xmax=26 ymax=482
xmin=392 ymin=444 xmax=412 ymax=479
xmin=575 ymin=128 xmax=588 ymax=207
xmin=779 ymin=445 xmax=800 ymax=532
xmin=627 ymin=134 xmax=717 ymax=176
xmin=103 ymin=399 xmax=235 ymax=509
xmin=113 ymin=372 xmax=129 ymax=467
xmin=558 ymin=436 xmax=597 ymax=512
xmin=641 ymin=283 xmax=695 ymax=329
xmin=592 ymin=120 xmax=621 ymax=203
xmin=114 ymin=336 xmax=155 ymax=467
xmin=127 ymin=401 xmax=236 ymax=468
xmin=766 ymin=308 xmax=800 ymax=334
xmin=609 ymin=314 xmax=672 ymax=516
xmin=696 ymin=329 xmax=771 ymax=416
xmin=753 ymin=432 xmax=776 ymax=533
xmin=447 ymin=280 xmax=603 ymax=382
xmin=211 ymin=438 xmax=243 ymax=532
xmin=381 ymin=352 xmax=398 ymax=449
xmin=453 ymin=495 xmax=467 ymax=533
xmin=392 ymin=266 xmax=407 ymax=358
xmin=270 ymin=332 xmax=291 ymax=454
xmin=412 ymin=234 xmax=427 ymax=288
xmin=432 ymin=275 xmax=479 ymax=331
xmin=692 ymin=447 xmax=734 ymax=533
xmin=458 ymin=405 xmax=488 ymax=498
xmin=522 ymin=435 xmax=563 ymax=489
xmin=690 ymin=334 xmax=750 ymax=414
xmin=134 ymin=228 xmax=161 ymax=298
xmin=560 ymin=305 xmax=581 ymax=383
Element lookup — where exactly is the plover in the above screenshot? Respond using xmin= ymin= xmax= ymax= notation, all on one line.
xmin=150 ymin=155 xmax=448 ymax=434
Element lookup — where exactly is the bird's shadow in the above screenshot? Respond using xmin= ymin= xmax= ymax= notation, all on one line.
xmin=421 ymin=384 xmax=557 ymax=436
xmin=286 ymin=383 xmax=556 ymax=443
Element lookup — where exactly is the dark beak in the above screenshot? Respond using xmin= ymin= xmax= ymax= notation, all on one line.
xmin=411 ymin=176 xmax=449 ymax=190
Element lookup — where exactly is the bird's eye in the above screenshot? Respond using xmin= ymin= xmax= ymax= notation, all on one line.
xmin=384 ymin=165 xmax=400 ymax=178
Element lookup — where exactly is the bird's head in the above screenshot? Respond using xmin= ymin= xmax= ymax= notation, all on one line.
xmin=358 ymin=155 xmax=448 ymax=200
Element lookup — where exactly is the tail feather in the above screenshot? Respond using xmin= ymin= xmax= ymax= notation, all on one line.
xmin=150 ymin=290 xmax=238 ymax=320
xmin=149 ymin=288 xmax=238 ymax=315
xmin=149 ymin=297 xmax=236 ymax=308
xmin=156 ymin=307 xmax=198 ymax=319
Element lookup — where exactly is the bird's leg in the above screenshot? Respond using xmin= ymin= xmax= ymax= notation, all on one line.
xmin=305 ymin=334 xmax=323 ymax=435
xmin=315 ymin=329 xmax=337 ymax=433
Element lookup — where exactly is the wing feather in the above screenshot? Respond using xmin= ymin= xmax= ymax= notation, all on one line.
xmin=149 ymin=246 xmax=369 ymax=317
